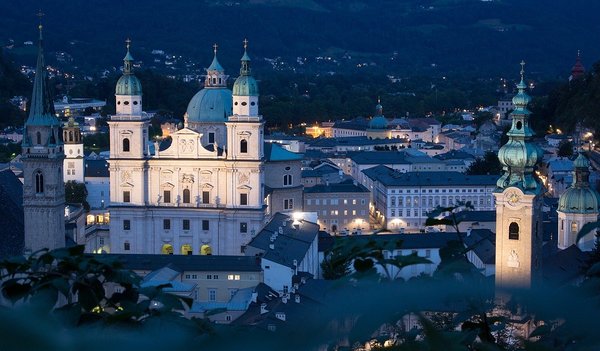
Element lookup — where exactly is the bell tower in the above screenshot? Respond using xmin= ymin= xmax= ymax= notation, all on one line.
xmin=21 ymin=22 xmax=66 ymax=252
xmin=494 ymin=62 xmax=544 ymax=293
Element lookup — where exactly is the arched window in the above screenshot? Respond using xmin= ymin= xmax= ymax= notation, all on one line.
xmin=69 ymin=131 xmax=73 ymax=142
xmin=35 ymin=171 xmax=44 ymax=193
xmin=212 ymin=77 xmax=216 ymax=84
xmin=509 ymin=222 xmax=519 ymax=240
xmin=181 ymin=244 xmax=193 ymax=255
xmin=161 ymin=244 xmax=174 ymax=255
xmin=36 ymin=131 xmax=42 ymax=145
xmin=283 ymin=174 xmax=292 ymax=186
xmin=571 ymin=222 xmax=578 ymax=234
xmin=240 ymin=139 xmax=248 ymax=154
xmin=183 ymin=189 xmax=191 ymax=203
xmin=122 ymin=138 xmax=130 ymax=152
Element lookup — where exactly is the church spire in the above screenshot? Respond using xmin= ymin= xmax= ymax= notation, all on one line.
xmin=496 ymin=61 xmax=543 ymax=192
xmin=26 ymin=20 xmax=58 ymax=127
xmin=123 ymin=38 xmax=134 ymax=75
xmin=240 ymin=38 xmax=251 ymax=76
xmin=571 ymin=50 xmax=585 ymax=80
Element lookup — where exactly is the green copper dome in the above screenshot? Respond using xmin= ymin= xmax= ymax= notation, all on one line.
xmin=558 ymin=187 xmax=600 ymax=214
xmin=115 ymin=40 xmax=142 ymax=96
xmin=232 ymin=43 xmax=259 ymax=96
xmin=233 ymin=75 xmax=259 ymax=96
xmin=369 ymin=116 xmax=388 ymax=129
xmin=116 ymin=74 xmax=142 ymax=96
xmin=573 ymin=152 xmax=590 ymax=168
xmin=186 ymin=88 xmax=232 ymax=123
xmin=558 ymin=152 xmax=600 ymax=214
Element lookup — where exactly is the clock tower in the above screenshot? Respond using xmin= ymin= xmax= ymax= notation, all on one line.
xmin=494 ymin=62 xmax=544 ymax=293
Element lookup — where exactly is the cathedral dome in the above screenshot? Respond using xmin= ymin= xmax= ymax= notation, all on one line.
xmin=186 ymin=88 xmax=232 ymax=123
xmin=116 ymin=74 xmax=142 ymax=96
xmin=558 ymin=187 xmax=600 ymax=214
xmin=369 ymin=116 xmax=388 ymax=129
xmin=233 ymin=75 xmax=259 ymax=96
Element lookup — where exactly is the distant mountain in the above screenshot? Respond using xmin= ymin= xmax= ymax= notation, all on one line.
xmin=1 ymin=0 xmax=599 ymax=77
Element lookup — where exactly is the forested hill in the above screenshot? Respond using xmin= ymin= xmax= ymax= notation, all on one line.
xmin=1 ymin=0 xmax=599 ymax=77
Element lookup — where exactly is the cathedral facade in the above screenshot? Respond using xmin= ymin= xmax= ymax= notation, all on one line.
xmin=107 ymin=42 xmax=272 ymax=256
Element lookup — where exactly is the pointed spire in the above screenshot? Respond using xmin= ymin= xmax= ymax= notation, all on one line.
xmin=26 ymin=18 xmax=58 ymax=127
xmin=571 ymin=50 xmax=585 ymax=79
xmin=123 ymin=38 xmax=134 ymax=74
xmin=375 ymin=97 xmax=383 ymax=116
xmin=207 ymin=43 xmax=224 ymax=72
xmin=240 ymin=38 xmax=251 ymax=76
xmin=512 ymin=60 xmax=531 ymax=110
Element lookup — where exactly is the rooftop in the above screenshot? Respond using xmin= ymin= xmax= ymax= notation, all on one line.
xmin=102 ymin=253 xmax=262 ymax=272
xmin=363 ymin=165 xmax=498 ymax=187
xmin=304 ymin=179 xmax=369 ymax=194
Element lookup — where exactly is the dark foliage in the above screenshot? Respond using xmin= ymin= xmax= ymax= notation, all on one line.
xmin=466 ymin=151 xmax=503 ymax=176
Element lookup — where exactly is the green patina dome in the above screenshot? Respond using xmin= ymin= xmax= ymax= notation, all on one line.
xmin=369 ymin=116 xmax=388 ymax=129
xmin=573 ymin=152 xmax=590 ymax=168
xmin=512 ymin=81 xmax=531 ymax=107
xmin=232 ymin=75 xmax=259 ymax=96
xmin=116 ymin=42 xmax=142 ymax=96
xmin=186 ymin=88 xmax=233 ymax=123
xmin=558 ymin=152 xmax=600 ymax=213
xmin=558 ymin=187 xmax=600 ymax=213
xmin=116 ymin=74 xmax=142 ymax=96
xmin=498 ymin=139 xmax=543 ymax=169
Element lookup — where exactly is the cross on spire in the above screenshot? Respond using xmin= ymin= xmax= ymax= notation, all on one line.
xmin=243 ymin=38 xmax=248 ymax=50
xmin=125 ymin=38 xmax=131 ymax=50
xmin=213 ymin=43 xmax=218 ymax=55
xmin=520 ymin=60 xmax=526 ymax=81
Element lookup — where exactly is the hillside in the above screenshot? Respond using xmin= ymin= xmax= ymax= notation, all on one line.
xmin=0 ymin=0 xmax=599 ymax=77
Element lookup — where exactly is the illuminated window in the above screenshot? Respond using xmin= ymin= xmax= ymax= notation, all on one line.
xmin=509 ymin=222 xmax=519 ymax=240
xmin=571 ymin=222 xmax=578 ymax=233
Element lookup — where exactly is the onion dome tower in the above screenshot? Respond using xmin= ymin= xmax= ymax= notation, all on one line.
xmin=185 ymin=44 xmax=232 ymax=145
xmin=21 ymin=21 xmax=66 ymax=252
xmin=557 ymin=152 xmax=600 ymax=250
xmin=494 ymin=61 xmax=544 ymax=293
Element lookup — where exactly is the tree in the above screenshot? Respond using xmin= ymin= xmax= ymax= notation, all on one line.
xmin=557 ymin=140 xmax=574 ymax=157
xmin=65 ymin=180 xmax=90 ymax=212
xmin=466 ymin=151 xmax=502 ymax=175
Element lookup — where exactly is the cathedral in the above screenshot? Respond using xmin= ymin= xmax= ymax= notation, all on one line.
xmin=107 ymin=40 xmax=302 ymax=256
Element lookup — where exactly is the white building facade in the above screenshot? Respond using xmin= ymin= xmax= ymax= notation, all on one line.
xmin=108 ymin=42 xmax=266 ymax=256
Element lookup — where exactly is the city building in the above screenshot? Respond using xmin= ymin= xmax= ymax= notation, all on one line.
xmin=21 ymin=25 xmax=66 ymax=252
xmin=108 ymin=41 xmax=266 ymax=256
xmin=263 ymin=142 xmax=304 ymax=217
xmin=363 ymin=165 xmax=497 ymax=231
xmin=53 ymin=95 xmax=106 ymax=117
xmin=303 ymin=180 xmax=370 ymax=233
xmin=557 ymin=153 xmax=600 ymax=251
xmin=245 ymin=213 xmax=320 ymax=294
xmin=62 ymin=117 xmax=84 ymax=182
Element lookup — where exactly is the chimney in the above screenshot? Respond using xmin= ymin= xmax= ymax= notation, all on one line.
xmin=295 ymin=295 xmax=300 ymax=303
xmin=260 ymin=303 xmax=268 ymax=314
xmin=269 ymin=243 xmax=275 ymax=250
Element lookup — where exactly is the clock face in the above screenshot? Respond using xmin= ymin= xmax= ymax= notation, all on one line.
xmin=507 ymin=192 xmax=520 ymax=206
